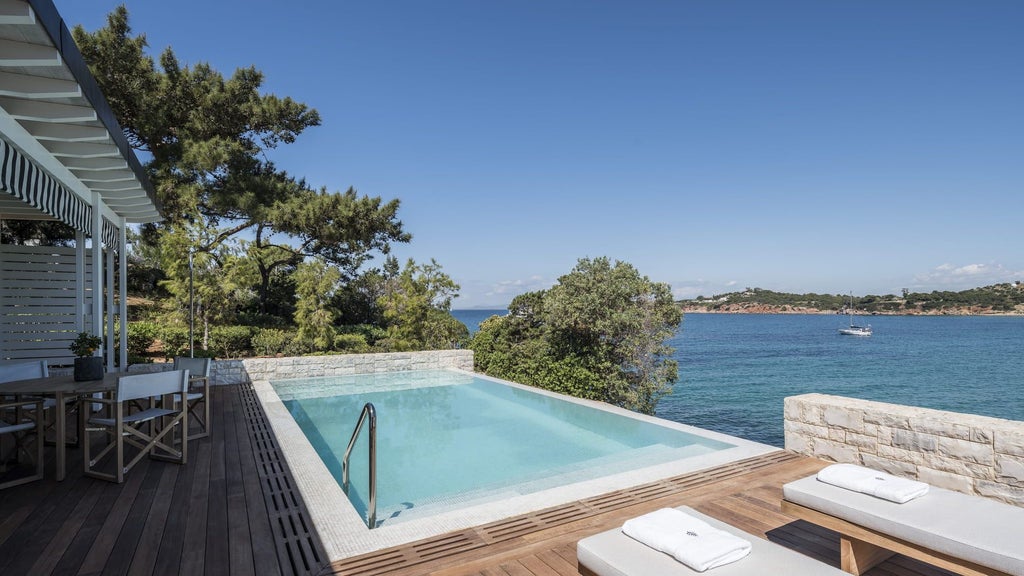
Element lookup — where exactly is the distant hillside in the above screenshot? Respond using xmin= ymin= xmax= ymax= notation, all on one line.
xmin=678 ymin=283 xmax=1024 ymax=315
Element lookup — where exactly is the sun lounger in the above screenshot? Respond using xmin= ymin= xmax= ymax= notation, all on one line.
xmin=782 ymin=472 xmax=1024 ymax=576
xmin=577 ymin=505 xmax=847 ymax=575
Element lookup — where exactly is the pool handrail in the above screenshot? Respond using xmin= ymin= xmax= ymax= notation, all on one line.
xmin=342 ymin=402 xmax=377 ymax=528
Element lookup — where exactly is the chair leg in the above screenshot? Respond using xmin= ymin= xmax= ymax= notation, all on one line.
xmin=187 ymin=396 xmax=209 ymax=441
xmin=0 ymin=404 xmax=45 ymax=490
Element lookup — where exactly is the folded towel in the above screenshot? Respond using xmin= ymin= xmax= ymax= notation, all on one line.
xmin=622 ymin=508 xmax=752 ymax=572
xmin=817 ymin=463 xmax=929 ymax=503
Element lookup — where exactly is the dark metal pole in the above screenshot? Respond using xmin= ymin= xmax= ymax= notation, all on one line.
xmin=189 ymin=249 xmax=194 ymax=358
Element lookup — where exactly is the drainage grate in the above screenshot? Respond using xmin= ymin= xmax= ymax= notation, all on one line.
xmin=327 ymin=450 xmax=802 ymax=575
xmin=239 ymin=382 xmax=326 ymax=576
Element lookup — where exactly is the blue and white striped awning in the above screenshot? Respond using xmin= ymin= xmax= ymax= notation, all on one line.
xmin=1 ymin=136 xmax=119 ymax=250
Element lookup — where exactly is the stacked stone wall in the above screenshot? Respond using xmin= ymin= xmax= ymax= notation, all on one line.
xmin=785 ymin=393 xmax=1024 ymax=507
xmin=122 ymin=349 xmax=474 ymax=386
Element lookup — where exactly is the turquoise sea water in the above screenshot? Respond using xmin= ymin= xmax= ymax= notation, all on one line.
xmin=453 ymin=310 xmax=1024 ymax=447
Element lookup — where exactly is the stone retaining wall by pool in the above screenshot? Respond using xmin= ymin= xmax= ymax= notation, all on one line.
xmin=126 ymin=349 xmax=474 ymax=385
xmin=785 ymin=393 xmax=1024 ymax=507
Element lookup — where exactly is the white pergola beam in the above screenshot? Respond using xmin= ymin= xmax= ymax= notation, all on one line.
xmin=0 ymin=97 xmax=97 ymax=123
xmin=65 ymin=157 xmax=130 ymax=171
xmin=0 ymin=38 xmax=62 ymax=66
xmin=0 ymin=71 xmax=81 ymax=99
xmin=42 ymin=141 xmax=122 ymax=159
xmin=17 ymin=120 xmax=110 ymax=142
xmin=0 ymin=0 xmax=34 ymax=25
xmin=76 ymin=172 xmax=137 ymax=183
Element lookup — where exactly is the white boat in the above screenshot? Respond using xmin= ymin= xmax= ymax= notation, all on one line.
xmin=839 ymin=293 xmax=872 ymax=336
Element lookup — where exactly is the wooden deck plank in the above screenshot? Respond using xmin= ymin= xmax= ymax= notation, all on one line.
xmin=223 ymin=381 xmax=256 ymax=576
xmin=27 ymin=479 xmax=105 ymax=576
xmin=5 ymin=474 xmax=95 ymax=575
xmin=126 ymin=463 xmax=180 ymax=576
xmin=99 ymin=461 xmax=164 ymax=576
xmin=151 ymin=443 xmax=195 ymax=576
xmin=205 ymin=384 xmax=231 ymax=576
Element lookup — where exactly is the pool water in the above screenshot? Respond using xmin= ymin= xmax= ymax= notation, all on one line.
xmin=273 ymin=370 xmax=734 ymax=526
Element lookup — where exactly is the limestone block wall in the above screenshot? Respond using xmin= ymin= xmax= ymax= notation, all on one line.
xmin=124 ymin=349 xmax=474 ymax=386
xmin=785 ymin=393 xmax=1024 ymax=507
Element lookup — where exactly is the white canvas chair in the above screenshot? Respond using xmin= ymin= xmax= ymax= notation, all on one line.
xmin=0 ymin=360 xmax=48 ymax=384
xmin=172 ymin=357 xmax=212 ymax=441
xmin=0 ymin=397 xmax=44 ymax=489
xmin=83 ymin=370 xmax=190 ymax=483
xmin=0 ymin=360 xmax=78 ymax=446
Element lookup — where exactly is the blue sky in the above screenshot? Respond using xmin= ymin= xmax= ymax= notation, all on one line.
xmin=58 ymin=1 xmax=1023 ymax=308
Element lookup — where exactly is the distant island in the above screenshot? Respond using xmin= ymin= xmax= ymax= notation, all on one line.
xmin=677 ymin=283 xmax=1024 ymax=315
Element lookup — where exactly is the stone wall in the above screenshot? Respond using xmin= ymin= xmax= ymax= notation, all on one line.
xmin=124 ymin=349 xmax=474 ymax=385
xmin=785 ymin=393 xmax=1024 ymax=507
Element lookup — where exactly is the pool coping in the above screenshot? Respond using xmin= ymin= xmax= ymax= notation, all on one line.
xmin=252 ymin=368 xmax=780 ymax=562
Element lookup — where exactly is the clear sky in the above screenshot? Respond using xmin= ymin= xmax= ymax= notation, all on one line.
xmin=57 ymin=1 xmax=1024 ymax=308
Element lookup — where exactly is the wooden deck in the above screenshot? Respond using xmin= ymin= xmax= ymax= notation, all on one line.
xmin=1 ymin=383 xmax=956 ymax=576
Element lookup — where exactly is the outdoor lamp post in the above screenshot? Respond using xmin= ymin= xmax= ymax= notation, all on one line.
xmin=189 ymin=249 xmax=194 ymax=358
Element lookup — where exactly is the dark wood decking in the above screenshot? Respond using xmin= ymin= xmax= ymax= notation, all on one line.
xmin=0 ymin=384 xmax=324 ymax=576
xmin=1 ymin=384 xmax=956 ymax=576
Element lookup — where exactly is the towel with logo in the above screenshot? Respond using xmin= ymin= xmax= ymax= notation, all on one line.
xmin=817 ymin=463 xmax=929 ymax=504
xmin=621 ymin=508 xmax=752 ymax=572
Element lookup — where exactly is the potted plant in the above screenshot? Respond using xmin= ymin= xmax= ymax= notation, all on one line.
xmin=70 ymin=332 xmax=104 ymax=381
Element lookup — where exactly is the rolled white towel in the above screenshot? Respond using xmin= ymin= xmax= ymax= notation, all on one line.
xmin=817 ymin=463 xmax=929 ymax=504
xmin=622 ymin=508 xmax=752 ymax=572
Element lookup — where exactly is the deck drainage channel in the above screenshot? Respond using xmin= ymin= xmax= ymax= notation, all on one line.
xmin=240 ymin=382 xmax=327 ymax=576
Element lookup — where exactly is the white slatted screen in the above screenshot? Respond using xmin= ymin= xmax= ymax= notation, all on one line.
xmin=1 ymin=244 xmax=92 ymax=364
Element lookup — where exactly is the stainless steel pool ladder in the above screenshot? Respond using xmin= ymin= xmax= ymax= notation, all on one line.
xmin=342 ymin=402 xmax=377 ymax=528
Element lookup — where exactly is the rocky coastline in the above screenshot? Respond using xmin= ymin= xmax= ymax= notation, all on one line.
xmin=680 ymin=303 xmax=1024 ymax=316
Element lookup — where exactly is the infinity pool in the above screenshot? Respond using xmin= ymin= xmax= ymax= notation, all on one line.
xmin=272 ymin=370 xmax=734 ymax=527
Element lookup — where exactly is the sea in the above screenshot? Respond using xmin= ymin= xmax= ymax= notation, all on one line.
xmin=452 ymin=310 xmax=1024 ymax=448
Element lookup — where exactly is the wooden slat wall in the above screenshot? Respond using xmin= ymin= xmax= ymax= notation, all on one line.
xmin=0 ymin=244 xmax=92 ymax=363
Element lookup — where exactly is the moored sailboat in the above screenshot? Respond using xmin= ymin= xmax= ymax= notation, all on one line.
xmin=839 ymin=293 xmax=872 ymax=336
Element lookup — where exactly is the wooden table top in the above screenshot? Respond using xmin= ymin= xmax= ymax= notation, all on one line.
xmin=0 ymin=371 xmax=120 ymax=395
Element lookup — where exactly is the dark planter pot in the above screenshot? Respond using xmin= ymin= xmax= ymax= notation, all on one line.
xmin=74 ymin=356 xmax=104 ymax=381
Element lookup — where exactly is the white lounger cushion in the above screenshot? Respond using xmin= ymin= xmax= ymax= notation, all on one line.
xmin=577 ymin=506 xmax=846 ymax=576
xmin=784 ymin=475 xmax=1024 ymax=575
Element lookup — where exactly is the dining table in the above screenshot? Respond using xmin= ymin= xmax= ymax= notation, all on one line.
xmin=0 ymin=371 xmax=120 ymax=481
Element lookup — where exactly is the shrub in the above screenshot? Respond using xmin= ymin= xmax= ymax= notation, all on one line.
xmin=209 ymin=325 xmax=253 ymax=358
xmin=159 ymin=326 xmax=190 ymax=360
xmin=127 ymin=321 xmax=158 ymax=357
xmin=333 ymin=333 xmax=369 ymax=353
xmin=252 ymin=328 xmax=293 ymax=356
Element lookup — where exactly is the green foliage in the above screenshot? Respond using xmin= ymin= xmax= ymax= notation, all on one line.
xmin=377 ymin=258 xmax=468 ymax=351
xmin=294 ymin=258 xmax=341 ymax=352
xmin=209 ymin=325 xmax=253 ymax=358
xmin=158 ymin=326 xmax=190 ymax=360
xmin=333 ymin=333 xmax=370 ymax=353
xmin=69 ymin=332 xmax=103 ymax=358
xmin=337 ymin=324 xmax=388 ymax=348
xmin=126 ymin=321 xmax=158 ymax=357
xmin=471 ymin=257 xmax=682 ymax=415
xmin=251 ymin=328 xmax=293 ymax=356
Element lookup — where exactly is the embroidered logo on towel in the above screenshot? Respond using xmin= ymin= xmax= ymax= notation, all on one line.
xmin=686 ymin=531 xmax=698 ymax=537
xmin=875 ymin=476 xmax=886 ymax=481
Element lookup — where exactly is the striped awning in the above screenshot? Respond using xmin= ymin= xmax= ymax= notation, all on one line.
xmin=1 ymin=136 xmax=119 ymax=250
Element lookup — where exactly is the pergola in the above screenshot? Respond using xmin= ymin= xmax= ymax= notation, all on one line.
xmin=0 ymin=0 xmax=161 ymax=370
